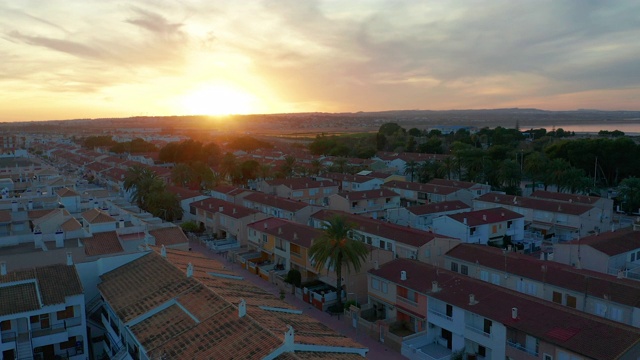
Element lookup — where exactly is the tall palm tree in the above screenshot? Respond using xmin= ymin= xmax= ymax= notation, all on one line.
xmin=404 ymin=160 xmax=418 ymax=182
xmin=524 ymin=152 xmax=548 ymax=192
xmin=281 ymin=155 xmax=297 ymax=178
xmin=309 ymin=215 xmax=369 ymax=310
xmin=171 ymin=163 xmax=195 ymax=187
xmin=310 ymin=159 xmax=324 ymax=176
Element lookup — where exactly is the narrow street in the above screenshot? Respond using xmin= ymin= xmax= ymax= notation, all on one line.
xmin=189 ymin=239 xmax=407 ymax=360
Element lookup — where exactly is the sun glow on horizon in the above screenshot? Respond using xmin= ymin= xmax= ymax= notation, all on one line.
xmin=179 ymin=84 xmax=261 ymax=116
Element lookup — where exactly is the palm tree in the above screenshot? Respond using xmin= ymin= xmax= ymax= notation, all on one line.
xmin=310 ymin=159 xmax=324 ymax=176
xmin=124 ymin=165 xmax=153 ymax=207
xmin=404 ymin=160 xmax=418 ymax=182
xmin=281 ymin=155 xmax=297 ymax=178
xmin=171 ymin=163 xmax=195 ymax=187
xmin=524 ymin=152 xmax=548 ymax=192
xmin=309 ymin=215 xmax=369 ymax=310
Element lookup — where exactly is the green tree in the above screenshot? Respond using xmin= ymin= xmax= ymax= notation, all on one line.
xmin=618 ymin=177 xmax=640 ymax=213
xmin=280 ymin=155 xmax=297 ymax=178
xmin=309 ymin=215 xmax=369 ymax=311
xmin=171 ymin=163 xmax=195 ymax=187
xmin=524 ymin=152 xmax=548 ymax=191
xmin=404 ymin=160 xmax=418 ymax=182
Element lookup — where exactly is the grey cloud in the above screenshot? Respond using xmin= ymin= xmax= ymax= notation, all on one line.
xmin=8 ymin=31 xmax=104 ymax=59
xmin=126 ymin=7 xmax=184 ymax=38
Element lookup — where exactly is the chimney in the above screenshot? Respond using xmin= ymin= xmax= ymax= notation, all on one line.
xmin=374 ymin=261 xmax=379 ymax=270
xmin=501 ymin=212 xmax=505 ymax=217
xmin=511 ymin=307 xmax=518 ymax=320
xmin=233 ymin=208 xmax=237 ymax=214
xmin=55 ymin=228 xmax=64 ymax=248
xmin=278 ymin=227 xmax=283 ymax=235
xmin=219 ymin=206 xmax=223 ymax=212
xmin=432 ymin=280 xmax=440 ymax=292
xmin=11 ymin=200 xmax=18 ymax=212
xmin=66 ymin=252 xmax=73 ymax=266
xmin=0 ymin=261 xmax=6 ymax=276
xmin=617 ymin=270 xmax=624 ymax=279
xmin=469 ymin=294 xmax=478 ymax=305
xmin=238 ymin=299 xmax=247 ymax=318
xmin=119 ymin=219 xmax=125 ymax=228
xmin=33 ymin=227 xmax=42 ymax=249
xmin=293 ymin=232 xmax=298 ymax=240
xmin=264 ymin=222 xmax=268 ymax=229
xmin=28 ymin=199 xmax=33 ymax=210
xmin=186 ymin=263 xmax=194 ymax=278
xmin=482 ymin=214 xmax=487 ymax=221
xmin=161 ymin=244 xmax=167 ymax=258
xmin=463 ymin=218 xmax=467 ymax=225
xmin=400 ymin=270 xmax=407 ymax=281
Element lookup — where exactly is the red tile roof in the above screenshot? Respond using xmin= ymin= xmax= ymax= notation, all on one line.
xmin=406 ymin=200 xmax=470 ymax=215
xmin=56 ymin=187 xmax=80 ymax=197
xmin=336 ymin=188 xmax=398 ymax=200
xmin=447 ymin=244 xmax=640 ymax=307
xmin=371 ymin=259 xmax=640 ymax=360
xmin=383 ymin=180 xmax=460 ymax=195
xmin=311 ymin=210 xmax=452 ymax=248
xmin=190 ymin=198 xmax=261 ymax=219
xmin=447 ymin=207 xmax=523 ymax=226
xmin=566 ymin=227 xmax=640 ymax=256
xmin=244 ymin=193 xmax=309 ymax=212
xmin=268 ymin=178 xmax=337 ymax=190
xmin=149 ymin=227 xmax=189 ymax=247
xmin=531 ymin=190 xmax=603 ymax=205
xmin=82 ymin=231 xmax=124 ymax=256
xmin=476 ymin=192 xmax=593 ymax=215
xmin=81 ymin=208 xmax=116 ymax=224
xmin=166 ymin=185 xmax=202 ymax=200
xmin=248 ymin=218 xmax=322 ymax=248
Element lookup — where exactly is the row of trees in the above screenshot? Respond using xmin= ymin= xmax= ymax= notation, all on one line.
xmin=80 ymin=136 xmax=157 ymax=154
xmin=123 ymin=165 xmax=183 ymax=221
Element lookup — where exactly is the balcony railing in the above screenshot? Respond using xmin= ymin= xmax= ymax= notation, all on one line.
xmin=507 ymin=340 xmax=538 ymax=357
xmin=1 ymin=330 xmax=16 ymax=343
xmin=465 ymin=324 xmax=492 ymax=338
xmin=397 ymin=295 xmax=419 ymax=307
xmin=428 ymin=308 xmax=452 ymax=321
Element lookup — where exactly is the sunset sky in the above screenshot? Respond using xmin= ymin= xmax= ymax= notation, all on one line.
xmin=2 ymin=1 xmax=639 ymax=122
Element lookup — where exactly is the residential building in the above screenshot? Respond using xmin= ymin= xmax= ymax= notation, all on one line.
xmin=474 ymin=192 xmax=608 ymax=242
xmin=385 ymin=200 xmax=471 ymax=230
xmin=242 ymin=192 xmax=322 ymax=224
xmin=553 ymin=226 xmax=640 ymax=279
xmin=94 ymin=248 xmax=368 ymax=359
xmin=432 ymin=207 xmax=525 ymax=246
xmin=530 ymin=190 xmax=614 ymax=225
xmin=428 ymin=179 xmax=492 ymax=198
xmin=327 ymin=188 xmax=401 ymax=219
xmin=0 ymin=260 xmax=87 ymax=360
xmin=315 ymin=173 xmax=384 ymax=192
xmin=366 ymin=258 xmax=640 ymax=360
xmin=383 ymin=181 xmax=475 ymax=206
xmin=258 ymin=178 xmax=339 ymax=205
xmin=310 ymin=210 xmax=459 ymax=266
xmin=446 ymin=243 xmax=640 ymax=328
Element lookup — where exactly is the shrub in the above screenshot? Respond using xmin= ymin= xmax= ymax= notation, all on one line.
xmin=284 ymin=269 xmax=302 ymax=288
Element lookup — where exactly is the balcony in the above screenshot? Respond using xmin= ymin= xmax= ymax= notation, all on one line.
xmin=1 ymin=330 xmax=16 ymax=343
xmin=507 ymin=340 xmax=538 ymax=357
xmin=428 ymin=308 xmax=452 ymax=322
xmin=465 ymin=324 xmax=491 ymax=339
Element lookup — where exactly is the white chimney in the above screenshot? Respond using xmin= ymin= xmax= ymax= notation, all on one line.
xmin=374 ymin=261 xmax=379 ymax=270
xmin=617 ymin=270 xmax=624 ymax=279
xmin=119 ymin=219 xmax=125 ymax=228
xmin=161 ymin=244 xmax=167 ymax=258
xmin=293 ymin=232 xmax=298 ymax=240
xmin=66 ymin=252 xmax=73 ymax=266
xmin=28 ymin=199 xmax=33 ymax=210
xmin=238 ymin=299 xmax=247 ymax=318
xmin=55 ymin=228 xmax=64 ymax=248
xmin=463 ymin=218 xmax=467 ymax=225
xmin=186 ymin=263 xmax=194 ymax=278
xmin=233 ymin=208 xmax=237 ymax=214
xmin=482 ymin=214 xmax=487 ymax=221
xmin=219 ymin=206 xmax=224 ymax=212
xmin=512 ymin=307 xmax=518 ymax=319
xmin=33 ymin=227 xmax=42 ymax=249
xmin=278 ymin=227 xmax=283 ymax=235
xmin=432 ymin=281 xmax=439 ymax=292
xmin=0 ymin=261 xmax=6 ymax=276
xmin=264 ymin=222 xmax=268 ymax=229
xmin=400 ymin=270 xmax=407 ymax=281
xmin=11 ymin=200 xmax=18 ymax=212
xmin=469 ymin=294 xmax=478 ymax=305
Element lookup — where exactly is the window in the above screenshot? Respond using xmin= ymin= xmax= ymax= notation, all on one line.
xmin=517 ymin=279 xmax=525 ymax=293
xmin=552 ymin=291 xmax=562 ymax=304
xmin=491 ymin=273 xmax=500 ymax=285
xmin=450 ymin=262 xmax=459 ymax=272
xmin=385 ymin=197 xmax=391 ymax=203
xmin=262 ymin=234 xmax=267 ymax=243
xmin=382 ymin=282 xmax=388 ymax=294
xmin=469 ymin=227 xmax=476 ymax=235
xmin=387 ymin=242 xmax=393 ymax=251
xmin=478 ymin=345 xmax=486 ymax=357
xmin=507 ymin=220 xmax=513 ymax=229
xmin=526 ymin=283 xmax=537 ymax=296
xmin=57 ymin=306 xmax=74 ymax=320
xmin=0 ymin=320 xmax=10 ymax=331
xmin=380 ymin=240 xmax=386 ymax=249
xmin=60 ymin=336 xmax=77 ymax=350
xmin=596 ymin=303 xmax=607 ymax=317
xmin=352 ymin=201 xmax=358 ymax=208
xmin=446 ymin=304 xmax=453 ymax=317
xmin=461 ymin=265 xmax=469 ymax=276
xmin=483 ymin=319 xmax=492 ymax=334
xmin=632 ymin=253 xmax=636 ymax=262
xmin=371 ymin=278 xmax=380 ymax=290
xmin=543 ymin=354 xmax=553 ymax=360
xmin=480 ymin=270 xmax=489 ymax=282
xmin=492 ymin=225 xmax=498 ymax=234
xmin=566 ymin=295 xmax=577 ymax=308
xmin=366 ymin=236 xmax=372 ymax=245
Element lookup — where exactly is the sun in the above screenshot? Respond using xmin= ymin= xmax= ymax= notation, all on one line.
xmin=180 ymin=84 xmax=259 ymax=115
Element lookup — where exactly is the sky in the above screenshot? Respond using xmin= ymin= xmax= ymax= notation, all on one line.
xmin=1 ymin=0 xmax=640 ymax=122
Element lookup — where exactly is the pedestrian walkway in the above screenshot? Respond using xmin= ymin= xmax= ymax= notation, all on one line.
xmin=189 ymin=239 xmax=406 ymax=360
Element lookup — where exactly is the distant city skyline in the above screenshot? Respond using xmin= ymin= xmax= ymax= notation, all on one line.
xmin=1 ymin=1 xmax=639 ymax=122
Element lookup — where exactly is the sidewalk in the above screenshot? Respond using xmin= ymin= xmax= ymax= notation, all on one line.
xmin=189 ymin=240 xmax=406 ymax=360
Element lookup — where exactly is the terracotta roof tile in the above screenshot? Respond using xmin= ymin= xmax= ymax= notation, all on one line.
xmin=371 ymin=259 xmax=640 ymax=360
xmin=406 ymin=200 xmax=470 ymax=215
xmin=476 ymin=192 xmax=594 ymax=215
xmin=447 ymin=207 xmax=523 ymax=226
xmin=61 ymin=217 xmax=82 ymax=232
xmin=190 ymin=198 xmax=261 ymax=219
xmin=531 ymin=190 xmax=602 ymax=205
xmin=56 ymin=187 xmax=79 ymax=197
xmin=0 ymin=283 xmax=39 ymax=316
xmin=336 ymin=188 xmax=398 ymax=200
xmin=81 ymin=208 xmax=116 ymax=224
xmin=248 ymin=218 xmax=321 ymax=248
xmin=383 ymin=180 xmax=460 ymax=195
xmin=244 ymin=193 xmax=309 ymax=212
xmin=35 ymin=264 xmax=84 ymax=305
xmin=130 ymin=304 xmax=198 ymax=351
xmin=149 ymin=227 xmax=189 ymax=247
xmin=83 ymin=231 xmax=124 ymax=256
xmin=566 ymin=227 xmax=640 ymax=256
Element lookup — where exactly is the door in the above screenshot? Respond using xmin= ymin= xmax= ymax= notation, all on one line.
xmin=441 ymin=329 xmax=453 ymax=350
xmin=40 ymin=314 xmax=50 ymax=329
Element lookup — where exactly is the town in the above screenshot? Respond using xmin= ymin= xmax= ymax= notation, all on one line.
xmin=1 ymin=120 xmax=640 ymax=360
